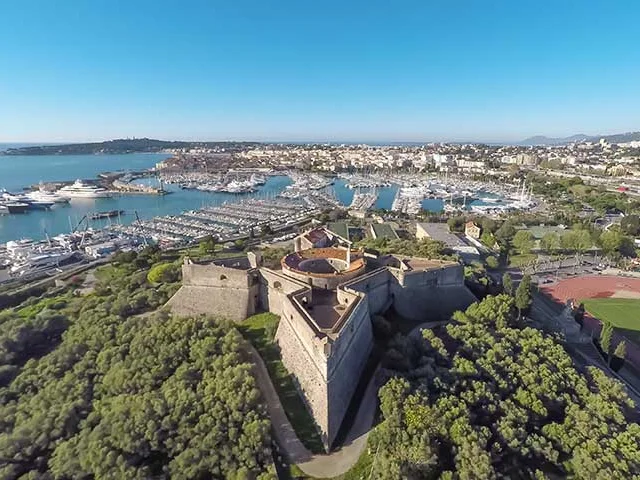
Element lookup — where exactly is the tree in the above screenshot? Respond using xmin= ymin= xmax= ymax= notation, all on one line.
xmin=480 ymin=231 xmax=497 ymax=249
xmin=147 ymin=262 xmax=180 ymax=284
xmin=494 ymin=221 xmax=516 ymax=243
xmin=614 ymin=340 xmax=626 ymax=361
xmin=619 ymin=236 xmax=636 ymax=257
xmin=447 ymin=216 xmax=466 ymax=232
xmin=561 ymin=230 xmax=592 ymax=253
xmin=540 ymin=232 xmax=560 ymax=253
xmin=485 ymin=256 xmax=499 ymax=269
xmin=376 ymin=295 xmax=640 ymax=478
xmin=0 ymin=291 xmax=274 ymax=479
xmin=261 ymin=224 xmax=273 ymax=237
xmin=199 ymin=235 xmax=216 ymax=256
xmin=512 ymin=230 xmax=535 ymax=255
xmin=621 ymin=214 xmax=640 ymax=236
xmin=600 ymin=321 xmax=613 ymax=361
xmin=502 ymin=272 xmax=514 ymax=296
xmin=514 ymin=274 xmax=532 ymax=319
xmin=601 ymin=229 xmax=637 ymax=258
xmin=574 ymin=229 xmax=592 ymax=253
xmin=481 ymin=217 xmax=497 ymax=234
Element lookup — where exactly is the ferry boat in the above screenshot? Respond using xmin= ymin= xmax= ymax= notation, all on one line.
xmin=58 ymin=180 xmax=112 ymax=198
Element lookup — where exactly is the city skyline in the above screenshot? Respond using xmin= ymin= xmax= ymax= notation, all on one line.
xmin=1 ymin=0 xmax=639 ymax=142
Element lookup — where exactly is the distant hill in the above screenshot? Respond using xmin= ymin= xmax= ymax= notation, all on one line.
xmin=0 ymin=138 xmax=262 ymax=155
xmin=520 ymin=131 xmax=640 ymax=146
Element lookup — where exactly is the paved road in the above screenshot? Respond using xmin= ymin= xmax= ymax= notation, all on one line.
xmin=246 ymin=321 xmax=447 ymax=478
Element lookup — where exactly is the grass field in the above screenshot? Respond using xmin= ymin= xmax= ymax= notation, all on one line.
xmin=582 ymin=298 xmax=640 ymax=331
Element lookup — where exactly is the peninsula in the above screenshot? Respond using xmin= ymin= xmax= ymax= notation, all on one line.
xmin=0 ymin=138 xmax=261 ymax=156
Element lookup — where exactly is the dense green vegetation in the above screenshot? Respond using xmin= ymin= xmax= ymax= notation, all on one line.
xmin=0 ymin=249 xmax=276 ymax=479
xmin=239 ymin=313 xmax=325 ymax=453
xmin=372 ymin=295 xmax=640 ymax=478
xmin=356 ymin=237 xmax=458 ymax=261
xmin=528 ymin=173 xmax=640 ymax=216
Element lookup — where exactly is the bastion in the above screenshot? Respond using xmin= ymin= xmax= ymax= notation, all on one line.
xmin=167 ymin=229 xmax=476 ymax=450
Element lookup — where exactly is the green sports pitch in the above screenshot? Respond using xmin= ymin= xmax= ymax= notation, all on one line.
xmin=581 ymin=298 xmax=640 ymax=331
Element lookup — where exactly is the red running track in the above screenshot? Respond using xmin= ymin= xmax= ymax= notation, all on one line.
xmin=540 ymin=275 xmax=640 ymax=370
xmin=540 ymin=275 xmax=640 ymax=303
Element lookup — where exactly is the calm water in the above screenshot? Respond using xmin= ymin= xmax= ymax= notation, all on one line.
xmin=0 ymin=152 xmax=284 ymax=243
xmin=332 ymin=178 xmax=445 ymax=212
xmin=0 ymin=152 xmax=169 ymax=192
xmin=0 ymin=150 xmax=454 ymax=244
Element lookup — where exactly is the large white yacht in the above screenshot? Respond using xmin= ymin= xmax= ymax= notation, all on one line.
xmin=58 ymin=180 xmax=112 ymax=198
xmin=27 ymin=189 xmax=70 ymax=204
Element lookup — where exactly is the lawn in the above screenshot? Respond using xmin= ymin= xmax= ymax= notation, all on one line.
xmin=582 ymin=298 xmax=640 ymax=331
xmin=239 ymin=312 xmax=325 ymax=454
xmin=508 ymin=254 xmax=537 ymax=268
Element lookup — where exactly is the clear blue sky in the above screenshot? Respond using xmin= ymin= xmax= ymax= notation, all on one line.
xmin=1 ymin=0 xmax=639 ymax=143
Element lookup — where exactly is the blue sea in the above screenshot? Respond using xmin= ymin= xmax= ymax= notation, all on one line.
xmin=0 ymin=147 xmax=447 ymax=244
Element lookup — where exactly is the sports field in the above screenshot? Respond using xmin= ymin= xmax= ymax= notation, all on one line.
xmin=582 ymin=298 xmax=640 ymax=331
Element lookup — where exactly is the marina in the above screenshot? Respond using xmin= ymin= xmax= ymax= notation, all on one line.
xmin=111 ymin=197 xmax=331 ymax=246
xmin=0 ymin=167 xmax=537 ymax=245
xmin=0 ymin=151 xmax=540 ymax=277
xmin=161 ymin=169 xmax=270 ymax=193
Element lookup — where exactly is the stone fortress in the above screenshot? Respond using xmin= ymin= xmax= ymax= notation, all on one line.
xmin=168 ymin=226 xmax=476 ymax=450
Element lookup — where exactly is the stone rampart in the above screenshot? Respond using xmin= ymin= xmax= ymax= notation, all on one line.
xmin=275 ymin=313 xmax=329 ymax=443
xmin=342 ymin=268 xmax=392 ymax=315
xmin=283 ymin=265 xmax=364 ymax=290
xmin=325 ymin=295 xmax=373 ymax=446
xmin=258 ymin=268 xmax=310 ymax=317
xmin=166 ymin=253 xmax=475 ymax=452
xmin=168 ymin=261 xmax=260 ymax=321
xmin=182 ymin=262 xmax=254 ymax=288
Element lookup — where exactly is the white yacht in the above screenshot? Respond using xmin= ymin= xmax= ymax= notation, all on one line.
xmin=28 ymin=189 xmax=71 ymax=204
xmin=10 ymin=250 xmax=77 ymax=275
xmin=58 ymin=180 xmax=112 ymax=198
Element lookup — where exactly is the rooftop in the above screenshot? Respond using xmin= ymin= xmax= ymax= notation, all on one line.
xmin=400 ymin=257 xmax=457 ymax=271
xmin=302 ymin=289 xmax=346 ymax=330
xmin=326 ymin=222 xmax=350 ymax=241
xmin=371 ymin=223 xmax=399 ymax=240
xmin=416 ymin=222 xmax=466 ymax=247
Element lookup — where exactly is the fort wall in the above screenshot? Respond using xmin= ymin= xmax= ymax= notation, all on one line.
xmin=325 ymin=294 xmax=373 ymax=445
xmin=390 ymin=264 xmax=475 ymax=321
xmin=166 ymin=253 xmax=476 ymax=452
xmin=167 ymin=261 xmax=260 ymax=321
xmin=342 ymin=268 xmax=392 ymax=314
xmin=283 ymin=266 xmax=363 ymax=290
xmin=275 ymin=303 xmax=331 ymax=447
xmin=258 ymin=268 xmax=310 ymax=317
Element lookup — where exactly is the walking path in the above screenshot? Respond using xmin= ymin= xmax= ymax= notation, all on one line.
xmin=244 ymin=320 xmax=447 ymax=478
